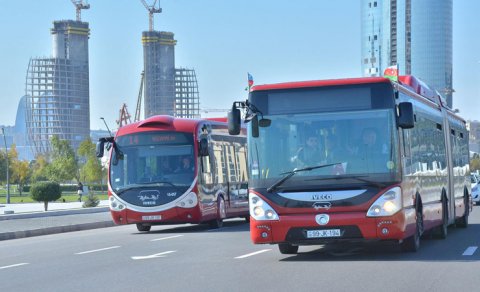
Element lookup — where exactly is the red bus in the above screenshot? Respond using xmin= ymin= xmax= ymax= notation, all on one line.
xmin=228 ymin=75 xmax=471 ymax=253
xmin=97 ymin=115 xmax=249 ymax=231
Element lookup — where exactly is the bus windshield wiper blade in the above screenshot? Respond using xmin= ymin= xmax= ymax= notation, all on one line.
xmin=267 ymin=163 xmax=341 ymax=193
xmin=137 ymin=181 xmax=178 ymax=188
xmin=306 ymin=175 xmax=386 ymax=188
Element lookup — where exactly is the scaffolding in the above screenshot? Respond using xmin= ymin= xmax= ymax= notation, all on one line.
xmin=25 ymin=20 xmax=90 ymax=155
xmin=174 ymin=68 xmax=200 ymax=119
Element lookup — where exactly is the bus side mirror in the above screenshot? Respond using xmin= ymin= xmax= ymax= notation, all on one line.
xmin=96 ymin=138 xmax=105 ymax=158
xmin=228 ymin=107 xmax=241 ymax=135
xmin=199 ymin=138 xmax=209 ymax=156
xmin=398 ymin=102 xmax=414 ymax=129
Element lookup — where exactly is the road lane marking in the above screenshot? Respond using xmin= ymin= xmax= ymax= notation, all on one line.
xmin=131 ymin=250 xmax=177 ymax=260
xmin=150 ymin=235 xmax=184 ymax=242
xmin=0 ymin=263 xmax=29 ymax=270
xmin=75 ymin=246 xmax=121 ymax=255
xmin=462 ymin=246 xmax=478 ymax=256
xmin=235 ymin=249 xmax=272 ymax=259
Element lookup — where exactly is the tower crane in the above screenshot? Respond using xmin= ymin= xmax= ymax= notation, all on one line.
xmin=70 ymin=0 xmax=90 ymax=21
xmin=117 ymin=103 xmax=132 ymax=127
xmin=140 ymin=0 xmax=162 ymax=31
xmin=134 ymin=71 xmax=145 ymax=122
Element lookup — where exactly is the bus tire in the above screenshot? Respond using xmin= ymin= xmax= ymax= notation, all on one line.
xmin=278 ymin=243 xmax=299 ymax=254
xmin=402 ymin=204 xmax=422 ymax=252
xmin=209 ymin=196 xmax=226 ymax=229
xmin=456 ymin=194 xmax=469 ymax=228
xmin=435 ymin=195 xmax=448 ymax=239
xmin=136 ymin=223 xmax=151 ymax=232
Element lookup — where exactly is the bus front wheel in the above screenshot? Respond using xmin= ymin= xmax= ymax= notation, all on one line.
xmin=209 ymin=197 xmax=226 ymax=229
xmin=136 ymin=223 xmax=151 ymax=232
xmin=278 ymin=243 xmax=299 ymax=254
xmin=401 ymin=207 xmax=422 ymax=252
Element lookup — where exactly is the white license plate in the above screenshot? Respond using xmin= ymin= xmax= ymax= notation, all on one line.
xmin=306 ymin=229 xmax=341 ymax=238
xmin=142 ymin=215 xmax=162 ymax=221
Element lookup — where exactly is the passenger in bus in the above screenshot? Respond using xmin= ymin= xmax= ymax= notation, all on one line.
xmin=291 ymin=134 xmax=325 ymax=167
xmin=176 ymin=156 xmax=194 ymax=173
xmin=357 ymin=127 xmax=388 ymax=171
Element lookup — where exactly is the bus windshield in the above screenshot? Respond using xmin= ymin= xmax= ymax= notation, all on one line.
xmin=249 ymin=109 xmax=400 ymax=189
xmin=110 ymin=131 xmax=195 ymax=194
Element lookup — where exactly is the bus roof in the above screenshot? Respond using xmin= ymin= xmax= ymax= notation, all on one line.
xmin=251 ymin=77 xmax=390 ymax=92
xmin=115 ymin=115 xmax=226 ymax=137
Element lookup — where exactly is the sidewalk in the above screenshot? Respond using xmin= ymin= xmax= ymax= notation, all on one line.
xmin=0 ymin=200 xmax=115 ymax=241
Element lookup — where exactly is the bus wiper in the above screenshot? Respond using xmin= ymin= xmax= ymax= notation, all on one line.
xmin=267 ymin=163 xmax=341 ymax=193
xmin=306 ymin=175 xmax=386 ymax=188
xmin=115 ymin=182 xmax=177 ymax=195
xmin=137 ymin=181 xmax=178 ymax=188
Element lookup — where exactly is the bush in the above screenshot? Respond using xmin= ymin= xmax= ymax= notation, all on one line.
xmin=83 ymin=190 xmax=100 ymax=208
xmin=30 ymin=181 xmax=62 ymax=211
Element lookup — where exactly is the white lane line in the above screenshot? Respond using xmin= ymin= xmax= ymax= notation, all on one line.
xmin=75 ymin=246 xmax=121 ymax=255
xmin=0 ymin=263 xmax=29 ymax=270
xmin=462 ymin=246 xmax=478 ymax=256
xmin=235 ymin=249 xmax=272 ymax=259
xmin=150 ymin=235 xmax=184 ymax=242
xmin=131 ymin=250 xmax=177 ymax=260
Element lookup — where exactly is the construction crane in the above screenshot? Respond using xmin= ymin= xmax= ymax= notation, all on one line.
xmin=134 ymin=71 xmax=145 ymax=122
xmin=70 ymin=0 xmax=90 ymax=21
xmin=140 ymin=0 xmax=162 ymax=31
xmin=117 ymin=103 xmax=132 ymax=127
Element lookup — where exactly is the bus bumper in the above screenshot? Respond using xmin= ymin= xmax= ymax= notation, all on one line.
xmin=110 ymin=207 xmax=203 ymax=225
xmin=250 ymin=210 xmax=412 ymax=245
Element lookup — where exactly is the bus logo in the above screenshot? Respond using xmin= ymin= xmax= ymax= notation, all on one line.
xmin=315 ymin=214 xmax=330 ymax=225
xmin=138 ymin=190 xmax=161 ymax=205
xmin=312 ymin=202 xmax=332 ymax=210
xmin=312 ymin=193 xmax=333 ymax=201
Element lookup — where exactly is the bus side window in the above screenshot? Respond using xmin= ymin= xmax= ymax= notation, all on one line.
xmin=201 ymin=152 xmax=213 ymax=184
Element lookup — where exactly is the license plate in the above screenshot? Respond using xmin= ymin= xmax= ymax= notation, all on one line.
xmin=306 ymin=229 xmax=341 ymax=238
xmin=142 ymin=215 xmax=162 ymax=221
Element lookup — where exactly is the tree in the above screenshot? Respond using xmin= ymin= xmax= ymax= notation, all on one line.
xmin=471 ymin=157 xmax=480 ymax=173
xmin=77 ymin=138 xmax=103 ymax=184
xmin=11 ymin=160 xmax=30 ymax=196
xmin=30 ymin=181 xmax=62 ymax=211
xmin=45 ymin=136 xmax=78 ymax=182
xmin=30 ymin=154 xmax=49 ymax=182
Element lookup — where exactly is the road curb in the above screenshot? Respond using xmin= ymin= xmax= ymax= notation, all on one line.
xmin=0 ymin=207 xmax=110 ymax=221
xmin=0 ymin=221 xmax=116 ymax=241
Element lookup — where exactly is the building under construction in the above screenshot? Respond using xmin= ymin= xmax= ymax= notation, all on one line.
xmin=25 ymin=20 xmax=90 ymax=155
xmin=140 ymin=1 xmax=199 ymax=120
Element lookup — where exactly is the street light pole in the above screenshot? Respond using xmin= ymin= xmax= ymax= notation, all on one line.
xmin=1 ymin=128 xmax=10 ymax=204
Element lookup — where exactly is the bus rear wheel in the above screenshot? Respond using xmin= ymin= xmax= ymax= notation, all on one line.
xmin=209 ymin=197 xmax=226 ymax=229
xmin=136 ymin=224 xmax=151 ymax=232
xmin=456 ymin=194 xmax=469 ymax=228
xmin=278 ymin=243 xmax=299 ymax=254
xmin=435 ymin=196 xmax=448 ymax=239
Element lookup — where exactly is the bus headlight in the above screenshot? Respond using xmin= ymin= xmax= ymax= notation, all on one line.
xmin=176 ymin=192 xmax=198 ymax=208
xmin=367 ymin=187 xmax=402 ymax=217
xmin=109 ymin=195 xmax=124 ymax=212
xmin=249 ymin=193 xmax=279 ymax=221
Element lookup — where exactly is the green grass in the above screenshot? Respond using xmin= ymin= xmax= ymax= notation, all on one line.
xmin=0 ymin=193 xmax=108 ymax=204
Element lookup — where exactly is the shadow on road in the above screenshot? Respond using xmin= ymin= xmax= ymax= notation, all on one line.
xmin=130 ymin=218 xmax=250 ymax=235
xmin=280 ymin=223 xmax=480 ymax=262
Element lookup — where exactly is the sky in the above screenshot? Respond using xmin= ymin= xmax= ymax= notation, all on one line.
xmin=0 ymin=0 xmax=479 ymax=131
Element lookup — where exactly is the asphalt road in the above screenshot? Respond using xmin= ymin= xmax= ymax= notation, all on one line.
xmin=1 ymin=207 xmax=480 ymax=292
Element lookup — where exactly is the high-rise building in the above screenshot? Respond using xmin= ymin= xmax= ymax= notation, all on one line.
xmin=361 ymin=0 xmax=453 ymax=106
xmin=142 ymin=31 xmax=176 ymax=118
xmin=25 ymin=20 xmax=90 ymax=155
xmin=13 ymin=96 xmax=35 ymax=161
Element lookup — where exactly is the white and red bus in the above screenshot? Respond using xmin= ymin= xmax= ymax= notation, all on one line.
xmin=228 ymin=75 xmax=471 ymax=253
xmin=97 ymin=115 xmax=249 ymax=231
